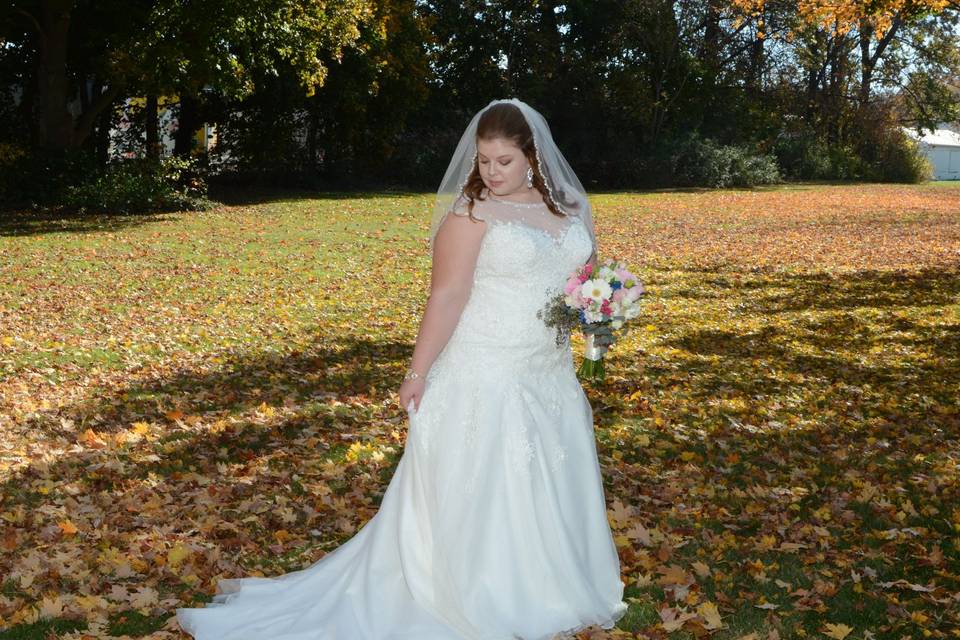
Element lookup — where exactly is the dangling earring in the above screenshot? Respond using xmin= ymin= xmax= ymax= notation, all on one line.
xmin=526 ymin=167 xmax=534 ymax=189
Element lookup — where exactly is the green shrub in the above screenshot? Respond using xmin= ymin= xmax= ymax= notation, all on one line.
xmin=61 ymin=155 xmax=216 ymax=214
xmin=670 ymin=133 xmax=781 ymax=188
xmin=772 ymin=132 xmax=833 ymax=179
xmin=771 ymin=130 xmax=870 ymax=179
xmin=872 ymin=129 xmax=933 ymax=183
xmin=0 ymin=147 xmax=98 ymax=210
xmin=772 ymin=125 xmax=933 ymax=183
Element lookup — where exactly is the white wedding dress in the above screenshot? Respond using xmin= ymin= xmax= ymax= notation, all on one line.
xmin=176 ymin=191 xmax=628 ymax=640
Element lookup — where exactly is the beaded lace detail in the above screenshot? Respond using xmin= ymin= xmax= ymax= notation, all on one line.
xmin=486 ymin=193 xmax=550 ymax=208
xmin=400 ymin=192 xmax=628 ymax=639
xmin=448 ymin=188 xmax=580 ymax=242
xmin=175 ymin=183 xmax=626 ymax=640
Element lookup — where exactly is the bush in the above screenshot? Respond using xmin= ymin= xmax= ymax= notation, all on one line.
xmin=61 ymin=155 xmax=216 ymax=214
xmin=772 ymin=125 xmax=933 ymax=183
xmin=772 ymin=131 xmax=833 ymax=179
xmin=770 ymin=130 xmax=871 ymax=179
xmin=669 ymin=133 xmax=781 ymax=188
xmin=0 ymin=147 xmax=98 ymax=210
xmin=871 ymin=128 xmax=933 ymax=183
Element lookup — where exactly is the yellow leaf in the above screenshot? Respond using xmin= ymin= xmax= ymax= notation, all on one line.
xmin=167 ymin=543 xmax=191 ymax=567
xmin=757 ymin=534 xmax=777 ymax=551
xmin=58 ymin=519 xmax=78 ymax=535
xmin=698 ymin=601 xmax=724 ymax=630
xmin=658 ymin=564 xmax=692 ymax=586
xmin=37 ymin=594 xmax=64 ymax=619
xmin=81 ymin=429 xmax=106 ymax=448
xmin=822 ymin=623 xmax=853 ymax=639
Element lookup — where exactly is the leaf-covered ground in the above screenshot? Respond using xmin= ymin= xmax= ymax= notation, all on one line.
xmin=0 ymin=183 xmax=958 ymax=639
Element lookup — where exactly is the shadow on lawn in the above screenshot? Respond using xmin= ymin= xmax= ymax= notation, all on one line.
xmin=0 ymin=188 xmax=426 ymax=238
xmin=209 ymin=184 xmax=426 ymax=207
xmin=655 ymin=266 xmax=960 ymax=404
xmin=0 ymin=210 xmax=187 ymax=238
xmin=2 ymin=266 xmax=958 ymax=631
xmin=1 ymin=333 xmax=415 ymax=561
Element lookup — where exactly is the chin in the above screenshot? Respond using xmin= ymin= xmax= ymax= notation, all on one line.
xmin=487 ymin=181 xmax=514 ymax=194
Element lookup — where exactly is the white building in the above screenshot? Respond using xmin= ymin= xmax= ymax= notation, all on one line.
xmin=903 ymin=126 xmax=960 ymax=180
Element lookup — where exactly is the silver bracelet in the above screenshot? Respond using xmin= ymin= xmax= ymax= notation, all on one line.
xmin=403 ymin=368 xmax=422 ymax=382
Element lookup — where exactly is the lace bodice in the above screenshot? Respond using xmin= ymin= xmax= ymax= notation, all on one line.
xmin=427 ymin=189 xmax=594 ymax=380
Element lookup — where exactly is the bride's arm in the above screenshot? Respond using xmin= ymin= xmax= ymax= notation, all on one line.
xmin=404 ymin=212 xmax=486 ymax=385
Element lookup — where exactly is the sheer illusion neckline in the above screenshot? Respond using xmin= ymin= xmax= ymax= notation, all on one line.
xmin=485 ymin=193 xmax=548 ymax=208
xmin=489 ymin=215 xmax=581 ymax=246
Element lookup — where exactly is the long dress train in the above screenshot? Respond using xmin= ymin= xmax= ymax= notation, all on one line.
xmin=175 ymin=192 xmax=628 ymax=639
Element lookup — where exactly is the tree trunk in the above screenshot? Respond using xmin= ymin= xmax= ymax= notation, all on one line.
xmin=35 ymin=0 xmax=74 ymax=150
xmin=146 ymin=93 xmax=160 ymax=159
xmin=748 ymin=33 xmax=765 ymax=90
xmin=307 ymin=97 xmax=320 ymax=173
xmin=174 ymin=92 xmax=201 ymax=157
xmin=95 ymin=90 xmax=112 ymax=166
xmin=858 ymin=14 xmax=902 ymax=110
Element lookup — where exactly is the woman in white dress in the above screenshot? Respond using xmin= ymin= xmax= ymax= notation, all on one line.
xmin=175 ymin=98 xmax=628 ymax=640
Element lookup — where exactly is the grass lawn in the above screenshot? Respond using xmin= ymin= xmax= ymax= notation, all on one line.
xmin=0 ymin=183 xmax=958 ymax=639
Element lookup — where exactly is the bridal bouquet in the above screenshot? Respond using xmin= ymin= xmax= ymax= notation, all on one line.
xmin=537 ymin=259 xmax=645 ymax=383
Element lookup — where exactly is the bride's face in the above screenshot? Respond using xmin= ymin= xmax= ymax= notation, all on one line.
xmin=476 ymin=137 xmax=530 ymax=196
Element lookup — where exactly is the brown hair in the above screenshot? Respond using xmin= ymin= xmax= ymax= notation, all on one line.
xmin=459 ymin=103 xmax=575 ymax=223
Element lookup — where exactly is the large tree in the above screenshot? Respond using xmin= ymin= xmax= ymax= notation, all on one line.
xmin=2 ymin=0 xmax=374 ymax=152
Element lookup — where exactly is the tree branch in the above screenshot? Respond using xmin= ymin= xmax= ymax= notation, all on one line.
xmin=13 ymin=6 xmax=44 ymax=40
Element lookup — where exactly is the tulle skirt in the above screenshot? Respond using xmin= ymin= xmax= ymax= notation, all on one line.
xmin=175 ymin=341 xmax=627 ymax=639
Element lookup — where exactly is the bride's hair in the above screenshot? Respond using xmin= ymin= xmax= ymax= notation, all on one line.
xmin=459 ymin=103 xmax=574 ymax=223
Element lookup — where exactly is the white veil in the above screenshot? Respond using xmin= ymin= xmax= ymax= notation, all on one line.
xmin=429 ymin=98 xmax=597 ymax=256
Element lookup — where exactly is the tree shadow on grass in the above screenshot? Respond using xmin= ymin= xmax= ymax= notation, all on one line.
xmin=1 ymin=334 xmax=416 ymax=606
xmin=0 ymin=210 xmax=189 ymax=238
xmin=0 ymin=188 xmax=427 ymax=238
xmin=742 ymin=267 xmax=960 ymax=314
xmin=3 ymin=269 xmax=958 ymax=632
xmin=654 ymin=266 xmax=960 ymax=404
xmin=209 ymin=184 xmax=427 ymax=207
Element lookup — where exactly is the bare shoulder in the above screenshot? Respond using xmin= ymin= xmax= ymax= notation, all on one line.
xmin=435 ymin=204 xmax=487 ymax=254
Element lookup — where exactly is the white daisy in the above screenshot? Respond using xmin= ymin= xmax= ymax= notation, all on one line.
xmin=580 ymin=278 xmax=612 ymax=303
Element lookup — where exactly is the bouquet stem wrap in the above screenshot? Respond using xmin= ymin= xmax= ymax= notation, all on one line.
xmin=579 ymin=332 xmax=609 ymax=383
xmin=584 ymin=333 xmax=607 ymax=361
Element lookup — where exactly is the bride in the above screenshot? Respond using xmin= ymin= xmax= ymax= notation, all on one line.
xmin=176 ymin=98 xmax=628 ymax=640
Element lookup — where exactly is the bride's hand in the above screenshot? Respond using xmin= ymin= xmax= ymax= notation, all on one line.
xmin=399 ymin=377 xmax=426 ymax=413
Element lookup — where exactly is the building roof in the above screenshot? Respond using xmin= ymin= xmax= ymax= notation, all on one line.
xmin=903 ymin=126 xmax=960 ymax=147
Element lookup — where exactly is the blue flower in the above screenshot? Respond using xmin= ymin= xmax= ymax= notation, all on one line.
xmin=610 ymin=281 xmax=622 ymax=291
xmin=578 ymin=310 xmax=586 ymax=323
